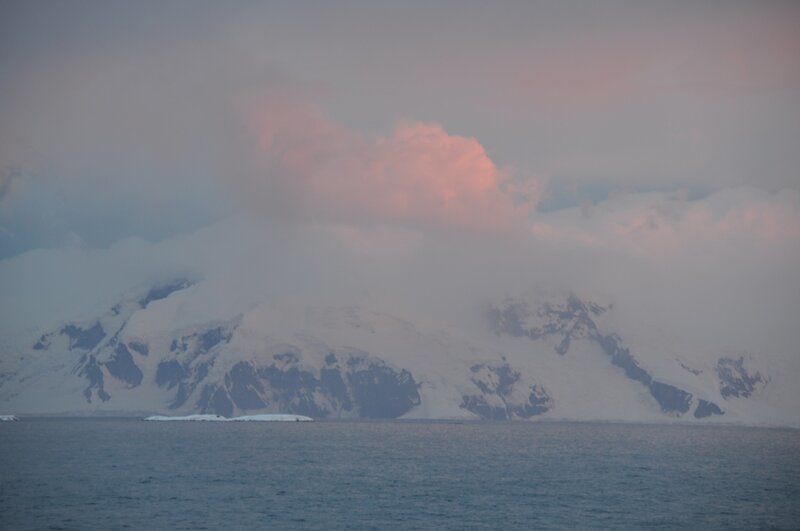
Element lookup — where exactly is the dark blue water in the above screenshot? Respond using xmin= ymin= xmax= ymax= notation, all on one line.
xmin=1 ymin=419 xmax=798 ymax=529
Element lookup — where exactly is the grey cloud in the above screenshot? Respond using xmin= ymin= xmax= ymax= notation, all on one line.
xmin=0 ymin=1 xmax=798 ymax=376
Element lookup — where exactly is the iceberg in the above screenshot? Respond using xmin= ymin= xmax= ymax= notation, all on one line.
xmin=144 ymin=414 xmax=226 ymax=422
xmin=0 ymin=415 xmax=20 ymax=421
xmin=143 ymin=414 xmax=313 ymax=422
xmin=233 ymin=414 xmax=313 ymax=422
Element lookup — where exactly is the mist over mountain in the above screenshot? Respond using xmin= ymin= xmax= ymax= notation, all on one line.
xmin=1 ymin=2 xmax=799 ymax=424
xmin=0 ymin=213 xmax=795 ymax=425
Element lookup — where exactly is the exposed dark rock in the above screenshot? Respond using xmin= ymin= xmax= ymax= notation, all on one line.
xmin=487 ymin=300 xmax=532 ymax=338
xmin=164 ymin=360 xmax=213 ymax=409
xmin=198 ymin=385 xmax=234 ymax=418
xmin=522 ymin=385 xmax=551 ymax=417
xmin=106 ymin=327 xmax=124 ymax=349
xmin=195 ymin=360 xmax=212 ymax=381
xmin=33 ymin=334 xmax=51 ymax=350
xmin=258 ymin=365 xmax=318 ymax=401
xmin=462 ymin=363 xmax=551 ymax=419
xmin=588 ymin=301 xmax=608 ymax=315
xmin=128 ymin=341 xmax=149 ymax=356
xmin=139 ymin=279 xmax=193 ymax=308
xmin=61 ymin=322 xmax=106 ymax=351
xmin=694 ymin=399 xmax=724 ymax=418
xmin=489 ymin=295 xmax=711 ymax=418
xmin=257 ymin=364 xmax=325 ymax=417
xmin=469 ymin=363 xmax=519 ymax=395
xmin=171 ymin=383 xmax=192 ymax=409
xmin=199 ymin=327 xmax=230 ymax=352
xmin=597 ymin=333 xmax=700 ymax=415
xmin=155 ymin=360 xmax=188 ymax=389
xmin=320 ymin=366 xmax=352 ymax=410
xmin=227 ymin=362 xmax=266 ymax=410
xmin=461 ymin=395 xmax=509 ymax=420
xmin=166 ymin=326 xmax=233 ymax=369
xmin=274 ymin=351 xmax=299 ymax=364
xmin=555 ymin=335 xmax=571 ymax=356
xmin=289 ymin=394 xmax=330 ymax=419
xmin=79 ymin=355 xmax=110 ymax=403
xmin=598 ymin=335 xmax=652 ymax=385
xmin=348 ymin=363 xmax=420 ymax=418
xmin=488 ymin=295 xmax=600 ymax=355
xmin=105 ymin=343 xmax=143 ymax=387
xmin=680 ymin=363 xmax=702 ymax=376
xmin=649 ymin=380 xmax=692 ymax=414
xmin=185 ymin=351 xmax=420 ymax=419
xmin=717 ymin=357 xmax=764 ymax=398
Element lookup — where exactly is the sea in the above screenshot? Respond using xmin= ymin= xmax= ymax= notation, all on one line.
xmin=1 ymin=419 xmax=798 ymax=530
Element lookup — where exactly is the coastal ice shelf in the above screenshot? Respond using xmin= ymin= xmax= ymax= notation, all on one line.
xmin=144 ymin=414 xmax=313 ymax=422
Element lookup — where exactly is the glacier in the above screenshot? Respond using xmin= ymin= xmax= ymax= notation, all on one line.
xmin=0 ymin=279 xmax=794 ymax=425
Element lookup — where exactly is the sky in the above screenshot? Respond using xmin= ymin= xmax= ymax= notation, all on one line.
xmin=1 ymin=1 xmax=799 ymax=357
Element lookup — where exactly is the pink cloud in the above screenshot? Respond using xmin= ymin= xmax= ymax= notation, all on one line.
xmin=531 ymin=189 xmax=800 ymax=259
xmin=249 ymin=103 xmax=538 ymax=230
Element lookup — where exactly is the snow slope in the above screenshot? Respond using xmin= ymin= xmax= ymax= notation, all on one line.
xmin=0 ymin=279 xmax=794 ymax=425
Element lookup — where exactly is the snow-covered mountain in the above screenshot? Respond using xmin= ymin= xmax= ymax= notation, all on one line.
xmin=0 ymin=279 xmax=791 ymax=425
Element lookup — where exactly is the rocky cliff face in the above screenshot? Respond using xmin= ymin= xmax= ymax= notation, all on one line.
xmin=179 ymin=350 xmax=420 ymax=419
xmin=12 ymin=280 xmax=424 ymax=418
xmin=487 ymin=295 xmax=727 ymax=419
xmin=0 ymin=281 xmax=777 ymax=422
xmin=716 ymin=357 xmax=766 ymax=399
xmin=461 ymin=362 xmax=551 ymax=420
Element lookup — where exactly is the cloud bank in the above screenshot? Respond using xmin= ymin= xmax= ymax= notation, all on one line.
xmin=0 ymin=1 xmax=798 ymax=375
xmin=246 ymin=102 xmax=538 ymax=230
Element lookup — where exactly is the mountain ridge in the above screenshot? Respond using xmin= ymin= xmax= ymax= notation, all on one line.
xmin=0 ymin=279 xmax=786 ymax=424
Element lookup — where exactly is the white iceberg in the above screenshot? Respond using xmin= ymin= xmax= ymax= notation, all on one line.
xmin=143 ymin=413 xmax=313 ymax=422
xmin=233 ymin=414 xmax=313 ymax=422
xmin=144 ymin=414 xmax=226 ymax=422
xmin=0 ymin=415 xmax=20 ymax=421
